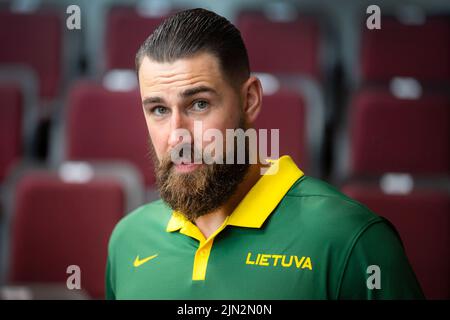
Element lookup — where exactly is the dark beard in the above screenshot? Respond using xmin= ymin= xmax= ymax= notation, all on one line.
xmin=149 ymin=123 xmax=250 ymax=222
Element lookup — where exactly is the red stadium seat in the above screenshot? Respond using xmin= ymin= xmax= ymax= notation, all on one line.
xmin=237 ymin=11 xmax=321 ymax=79
xmin=0 ymin=11 xmax=62 ymax=99
xmin=5 ymin=162 xmax=144 ymax=299
xmin=105 ymin=7 xmax=167 ymax=71
xmin=360 ymin=16 xmax=450 ymax=83
xmin=0 ymin=84 xmax=22 ymax=184
xmin=348 ymin=87 xmax=450 ymax=177
xmin=8 ymin=171 xmax=124 ymax=299
xmin=342 ymin=182 xmax=450 ymax=299
xmin=60 ymin=81 xmax=155 ymax=187
xmin=254 ymin=88 xmax=307 ymax=170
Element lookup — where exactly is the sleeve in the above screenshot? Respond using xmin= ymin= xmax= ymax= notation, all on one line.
xmin=337 ymin=220 xmax=425 ymax=299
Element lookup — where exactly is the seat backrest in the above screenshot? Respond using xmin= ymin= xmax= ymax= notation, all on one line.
xmin=63 ymin=81 xmax=155 ymax=187
xmin=8 ymin=171 xmax=125 ymax=299
xmin=349 ymin=88 xmax=450 ymax=177
xmin=360 ymin=16 xmax=450 ymax=84
xmin=237 ymin=11 xmax=321 ymax=79
xmin=0 ymin=11 xmax=62 ymax=99
xmin=105 ymin=7 xmax=166 ymax=71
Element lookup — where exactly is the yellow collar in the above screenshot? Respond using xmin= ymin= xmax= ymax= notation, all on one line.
xmin=166 ymin=155 xmax=304 ymax=233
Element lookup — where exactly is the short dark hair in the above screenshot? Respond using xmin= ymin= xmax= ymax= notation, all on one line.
xmin=135 ymin=8 xmax=250 ymax=89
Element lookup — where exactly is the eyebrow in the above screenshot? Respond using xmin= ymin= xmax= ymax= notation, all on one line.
xmin=180 ymin=85 xmax=218 ymax=98
xmin=142 ymin=85 xmax=218 ymax=106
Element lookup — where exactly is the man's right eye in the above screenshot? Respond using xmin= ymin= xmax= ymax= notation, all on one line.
xmin=150 ymin=106 xmax=169 ymax=116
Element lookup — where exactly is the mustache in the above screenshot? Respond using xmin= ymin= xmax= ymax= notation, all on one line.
xmin=159 ymin=143 xmax=203 ymax=171
xmin=170 ymin=143 xmax=203 ymax=164
xmin=163 ymin=142 xmax=221 ymax=169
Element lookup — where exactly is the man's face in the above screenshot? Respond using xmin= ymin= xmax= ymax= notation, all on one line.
xmin=139 ymin=52 xmax=242 ymax=166
xmin=138 ymin=52 xmax=249 ymax=220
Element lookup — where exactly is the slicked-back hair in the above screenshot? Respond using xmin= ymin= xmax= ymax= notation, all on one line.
xmin=135 ymin=8 xmax=250 ymax=90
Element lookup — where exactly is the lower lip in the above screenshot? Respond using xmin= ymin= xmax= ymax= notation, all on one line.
xmin=174 ymin=163 xmax=201 ymax=173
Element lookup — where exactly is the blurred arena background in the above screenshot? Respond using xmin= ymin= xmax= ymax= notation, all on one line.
xmin=0 ymin=0 xmax=448 ymax=300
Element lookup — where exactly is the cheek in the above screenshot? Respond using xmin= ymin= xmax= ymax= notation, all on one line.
xmin=218 ymin=109 xmax=242 ymax=133
xmin=212 ymin=99 xmax=242 ymax=130
xmin=200 ymin=111 xmax=241 ymax=147
xmin=147 ymin=123 xmax=168 ymax=159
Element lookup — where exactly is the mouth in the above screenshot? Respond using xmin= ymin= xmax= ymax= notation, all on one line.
xmin=173 ymin=161 xmax=202 ymax=173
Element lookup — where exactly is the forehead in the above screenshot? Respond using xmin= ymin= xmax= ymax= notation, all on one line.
xmin=138 ymin=52 xmax=227 ymax=97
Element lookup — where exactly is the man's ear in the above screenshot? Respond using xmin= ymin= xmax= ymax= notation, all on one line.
xmin=241 ymin=76 xmax=263 ymax=125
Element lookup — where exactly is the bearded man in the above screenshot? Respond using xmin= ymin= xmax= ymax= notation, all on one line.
xmin=105 ymin=8 xmax=423 ymax=300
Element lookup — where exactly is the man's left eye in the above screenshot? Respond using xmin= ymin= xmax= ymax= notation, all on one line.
xmin=192 ymin=100 xmax=209 ymax=111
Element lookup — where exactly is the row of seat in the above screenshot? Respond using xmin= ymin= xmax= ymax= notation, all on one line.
xmin=0 ymin=165 xmax=448 ymax=299
xmin=1 ymin=5 xmax=448 ymax=173
xmin=1 ymin=77 xmax=448 ymax=187
xmin=1 ymin=7 xmax=449 ymax=98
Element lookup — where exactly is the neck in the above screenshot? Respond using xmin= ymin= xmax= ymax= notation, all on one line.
xmin=194 ymin=162 xmax=265 ymax=239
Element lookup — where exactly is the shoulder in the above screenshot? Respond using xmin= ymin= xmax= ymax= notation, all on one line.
xmin=285 ymin=175 xmax=381 ymax=221
xmin=287 ymin=175 xmax=369 ymax=209
xmin=108 ymin=199 xmax=172 ymax=251
xmin=278 ymin=176 xmax=385 ymax=242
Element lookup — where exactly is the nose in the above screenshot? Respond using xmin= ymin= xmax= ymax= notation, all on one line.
xmin=167 ymin=110 xmax=191 ymax=149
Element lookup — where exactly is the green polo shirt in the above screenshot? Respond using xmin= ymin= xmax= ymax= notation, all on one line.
xmin=105 ymin=156 xmax=424 ymax=299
